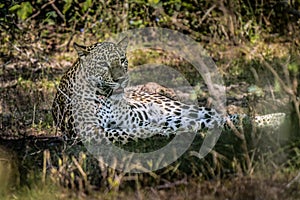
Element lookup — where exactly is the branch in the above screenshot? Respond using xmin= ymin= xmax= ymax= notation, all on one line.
xmin=26 ymin=0 xmax=56 ymax=22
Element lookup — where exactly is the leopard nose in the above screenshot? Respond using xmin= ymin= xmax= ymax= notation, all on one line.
xmin=118 ymin=77 xmax=127 ymax=83
xmin=113 ymin=77 xmax=125 ymax=83
xmin=117 ymin=77 xmax=129 ymax=88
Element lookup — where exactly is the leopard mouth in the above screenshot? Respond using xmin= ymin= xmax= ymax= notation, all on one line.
xmin=114 ymin=87 xmax=125 ymax=94
xmin=112 ymin=76 xmax=129 ymax=88
xmin=94 ymin=75 xmax=128 ymax=94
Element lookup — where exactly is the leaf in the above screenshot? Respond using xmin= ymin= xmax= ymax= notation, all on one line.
xmin=43 ymin=11 xmax=57 ymax=25
xmin=17 ymin=2 xmax=33 ymax=20
xmin=63 ymin=0 xmax=73 ymax=15
xmin=147 ymin=0 xmax=160 ymax=5
xmin=9 ymin=4 xmax=21 ymax=12
xmin=288 ymin=62 xmax=299 ymax=75
xmin=82 ymin=0 xmax=92 ymax=12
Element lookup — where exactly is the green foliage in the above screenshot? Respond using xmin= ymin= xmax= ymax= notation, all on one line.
xmin=288 ymin=62 xmax=299 ymax=76
xmin=82 ymin=0 xmax=93 ymax=13
xmin=147 ymin=0 xmax=160 ymax=5
xmin=9 ymin=2 xmax=33 ymax=21
xmin=2 ymin=0 xmax=299 ymax=44
xmin=63 ymin=0 xmax=72 ymax=15
xmin=43 ymin=11 xmax=57 ymax=25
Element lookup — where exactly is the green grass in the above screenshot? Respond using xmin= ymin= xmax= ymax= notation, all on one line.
xmin=1 ymin=181 xmax=65 ymax=200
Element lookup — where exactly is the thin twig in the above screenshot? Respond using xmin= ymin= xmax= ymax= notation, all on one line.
xmin=50 ymin=1 xmax=66 ymax=23
xmin=226 ymin=117 xmax=252 ymax=173
xmin=156 ymin=178 xmax=187 ymax=189
xmin=286 ymin=171 xmax=300 ymax=188
xmin=259 ymin=55 xmax=294 ymax=96
xmin=43 ymin=150 xmax=50 ymax=184
xmin=258 ymin=55 xmax=300 ymax=127
xmin=199 ymin=4 xmax=217 ymax=25
xmin=26 ymin=0 xmax=56 ymax=22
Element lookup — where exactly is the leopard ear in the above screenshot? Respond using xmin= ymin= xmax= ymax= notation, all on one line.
xmin=117 ymin=36 xmax=128 ymax=51
xmin=74 ymin=43 xmax=89 ymax=58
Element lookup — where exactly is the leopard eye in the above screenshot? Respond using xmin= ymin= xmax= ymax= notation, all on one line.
xmin=120 ymin=58 xmax=126 ymax=63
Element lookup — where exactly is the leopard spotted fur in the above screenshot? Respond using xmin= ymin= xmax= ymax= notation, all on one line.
xmin=52 ymin=38 xmax=286 ymax=144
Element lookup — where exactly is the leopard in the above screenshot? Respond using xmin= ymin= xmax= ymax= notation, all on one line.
xmin=52 ymin=37 xmax=286 ymax=144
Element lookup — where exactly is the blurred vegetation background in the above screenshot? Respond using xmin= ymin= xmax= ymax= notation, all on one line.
xmin=1 ymin=0 xmax=300 ymax=199
xmin=1 ymin=0 xmax=300 ymax=50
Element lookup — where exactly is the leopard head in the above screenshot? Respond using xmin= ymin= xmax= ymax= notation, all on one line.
xmin=74 ymin=37 xmax=129 ymax=92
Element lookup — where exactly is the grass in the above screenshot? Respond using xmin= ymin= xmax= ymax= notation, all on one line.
xmin=1 ymin=172 xmax=299 ymax=200
xmin=1 ymin=181 xmax=65 ymax=200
